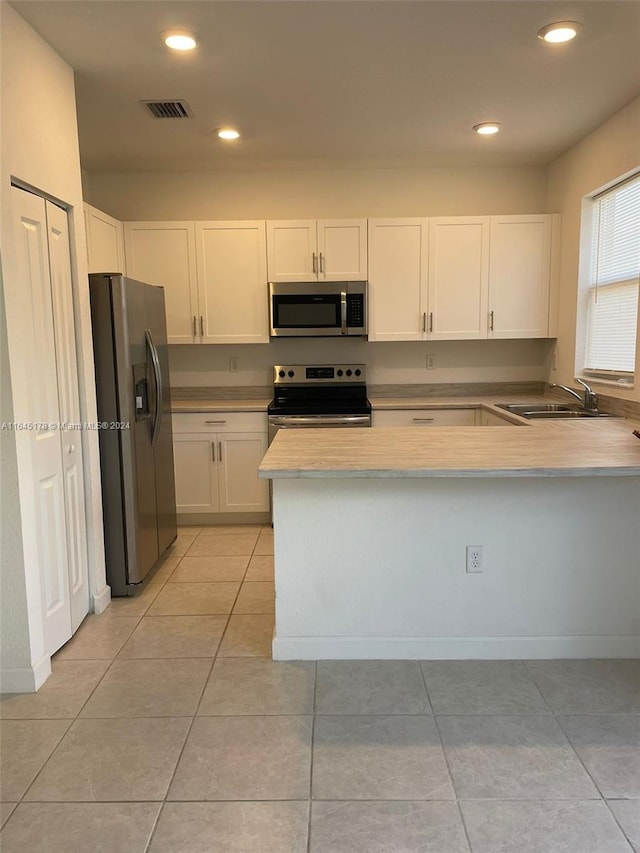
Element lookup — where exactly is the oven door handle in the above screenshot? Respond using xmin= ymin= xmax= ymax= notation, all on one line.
xmin=340 ymin=289 xmax=348 ymax=335
xmin=269 ymin=415 xmax=370 ymax=427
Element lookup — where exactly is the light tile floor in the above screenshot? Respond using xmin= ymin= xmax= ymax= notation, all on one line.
xmin=0 ymin=523 xmax=639 ymax=852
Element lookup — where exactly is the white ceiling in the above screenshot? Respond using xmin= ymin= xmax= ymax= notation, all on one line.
xmin=10 ymin=0 xmax=640 ymax=172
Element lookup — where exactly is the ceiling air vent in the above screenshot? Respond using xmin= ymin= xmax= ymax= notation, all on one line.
xmin=142 ymin=100 xmax=192 ymax=119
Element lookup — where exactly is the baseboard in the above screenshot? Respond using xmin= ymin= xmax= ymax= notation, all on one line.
xmin=92 ymin=584 xmax=111 ymax=614
xmin=0 ymin=654 xmax=51 ymax=694
xmin=177 ymin=511 xmax=270 ymax=526
xmin=272 ymin=635 xmax=640 ymax=660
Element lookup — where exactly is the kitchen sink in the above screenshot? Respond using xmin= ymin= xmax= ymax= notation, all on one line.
xmin=495 ymin=403 xmax=617 ymax=420
xmin=497 ymin=403 xmax=578 ymax=415
xmin=522 ymin=410 xmax=616 ymax=419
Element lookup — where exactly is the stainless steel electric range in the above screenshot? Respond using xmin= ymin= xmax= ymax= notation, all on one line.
xmin=267 ymin=364 xmax=371 ymax=445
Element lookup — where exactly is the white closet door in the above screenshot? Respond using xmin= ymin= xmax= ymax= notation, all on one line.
xmin=46 ymin=201 xmax=90 ymax=633
xmin=11 ymin=187 xmax=72 ymax=655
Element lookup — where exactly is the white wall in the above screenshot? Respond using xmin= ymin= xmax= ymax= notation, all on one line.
xmin=272 ymin=476 xmax=640 ymax=659
xmin=0 ymin=3 xmax=108 ymax=688
xmin=547 ymin=97 xmax=640 ymax=402
xmin=169 ymin=338 xmax=552 ymax=389
xmin=88 ymin=165 xmax=548 ymax=222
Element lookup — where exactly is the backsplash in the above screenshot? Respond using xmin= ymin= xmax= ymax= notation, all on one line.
xmin=371 ymin=381 xmax=545 ymax=398
xmin=169 ymin=338 xmax=554 ymax=389
xmin=172 ymin=385 xmax=271 ymax=400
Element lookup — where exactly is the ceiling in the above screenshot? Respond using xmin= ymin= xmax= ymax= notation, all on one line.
xmin=10 ymin=0 xmax=640 ymax=173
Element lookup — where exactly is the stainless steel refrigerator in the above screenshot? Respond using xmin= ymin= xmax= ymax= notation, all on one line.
xmin=89 ymin=273 xmax=177 ymax=596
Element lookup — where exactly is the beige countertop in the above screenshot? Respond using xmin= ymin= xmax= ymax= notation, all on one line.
xmin=170 ymin=394 xmax=538 ymax=415
xmin=369 ymin=395 xmax=540 ymax=415
xmin=259 ymin=411 xmax=640 ymax=479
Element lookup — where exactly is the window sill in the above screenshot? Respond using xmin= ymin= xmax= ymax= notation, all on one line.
xmin=578 ymin=374 xmax=635 ymax=390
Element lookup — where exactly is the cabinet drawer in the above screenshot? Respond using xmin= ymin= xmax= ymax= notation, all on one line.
xmin=172 ymin=411 xmax=267 ymax=434
xmin=373 ymin=408 xmax=477 ymax=427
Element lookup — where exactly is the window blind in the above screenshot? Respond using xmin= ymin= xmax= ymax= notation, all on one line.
xmin=584 ymin=173 xmax=640 ymax=379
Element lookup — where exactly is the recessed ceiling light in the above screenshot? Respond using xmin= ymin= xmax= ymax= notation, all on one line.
xmin=473 ymin=122 xmax=501 ymax=136
xmin=537 ymin=21 xmax=581 ymax=43
xmin=217 ymin=128 xmax=240 ymax=140
xmin=162 ymin=31 xmax=197 ymax=51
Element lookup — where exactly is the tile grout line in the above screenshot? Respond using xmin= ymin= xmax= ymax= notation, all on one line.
xmin=602 ymin=799 xmax=638 ymax=852
xmin=143 ymin=526 xmax=269 ymax=850
xmin=523 ymin=660 xmax=609 ymax=803
xmin=306 ymin=661 xmax=318 ymax=853
xmin=144 ymin=590 xmax=230 ymax=850
xmin=419 ymin=663 xmax=474 ymax=853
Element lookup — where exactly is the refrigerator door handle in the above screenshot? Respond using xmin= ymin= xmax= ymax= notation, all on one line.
xmin=145 ymin=328 xmax=163 ymax=447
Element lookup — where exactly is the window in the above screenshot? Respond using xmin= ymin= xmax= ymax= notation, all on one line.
xmin=581 ymin=173 xmax=640 ymax=384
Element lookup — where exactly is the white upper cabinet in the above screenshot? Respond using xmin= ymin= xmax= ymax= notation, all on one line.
xmin=124 ymin=222 xmax=199 ymax=343
xmin=84 ymin=203 xmax=125 ymax=275
xmin=368 ymin=219 xmax=428 ymax=341
xmin=368 ymin=214 xmax=556 ymax=342
xmin=267 ymin=219 xmax=367 ymax=282
xmin=266 ymin=220 xmax=317 ymax=281
xmin=488 ymin=214 xmax=553 ymax=338
xmin=428 ymin=217 xmax=490 ymax=340
xmin=196 ymin=221 xmax=268 ymax=344
xmin=126 ymin=221 xmax=269 ymax=344
xmin=316 ymin=220 xmax=368 ymax=280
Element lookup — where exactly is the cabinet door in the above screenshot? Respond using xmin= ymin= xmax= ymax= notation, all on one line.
xmin=218 ymin=433 xmax=269 ymax=513
xmin=124 ymin=222 xmax=198 ymax=343
xmin=476 ymin=409 xmax=513 ymax=426
xmin=266 ymin=220 xmax=317 ymax=281
xmin=11 ymin=187 xmax=72 ymax=655
xmin=488 ymin=215 xmax=551 ymax=338
xmin=196 ymin=221 xmax=269 ymax=344
xmin=368 ymin=219 xmax=428 ymax=341
xmin=317 ymin=219 xmax=368 ymax=280
xmin=428 ymin=217 xmax=490 ymax=340
xmin=173 ymin=434 xmax=220 ymax=513
xmin=84 ymin=203 xmax=125 ymax=275
xmin=373 ymin=409 xmax=476 ymax=427
xmin=46 ymin=202 xmax=90 ymax=634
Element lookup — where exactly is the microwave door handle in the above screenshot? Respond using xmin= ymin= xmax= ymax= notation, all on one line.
xmin=340 ymin=290 xmax=347 ymax=335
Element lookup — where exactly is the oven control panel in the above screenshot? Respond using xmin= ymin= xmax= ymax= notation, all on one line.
xmin=273 ymin=364 xmax=366 ymax=384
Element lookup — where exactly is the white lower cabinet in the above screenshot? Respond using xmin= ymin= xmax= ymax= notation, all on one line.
xmin=173 ymin=413 xmax=269 ymax=515
xmin=373 ymin=409 xmax=477 ymax=427
xmin=476 ymin=409 xmax=515 ymax=426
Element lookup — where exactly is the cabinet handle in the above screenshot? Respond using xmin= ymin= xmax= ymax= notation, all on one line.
xmin=429 ymin=312 xmax=433 ymax=333
xmin=193 ymin=315 xmax=197 ymax=336
xmin=413 ymin=417 xmax=435 ymax=422
xmin=211 ymin=442 xmax=215 ymax=462
xmin=422 ymin=312 xmax=427 ymax=333
xmin=489 ymin=310 xmax=494 ymax=332
xmin=319 ymin=252 xmax=324 ymax=273
xmin=205 ymin=420 xmax=226 ymax=425
xmin=312 ymin=252 xmax=318 ymax=274
xmin=200 ymin=315 xmax=204 ymax=336
xmin=218 ymin=441 xmax=222 ymax=462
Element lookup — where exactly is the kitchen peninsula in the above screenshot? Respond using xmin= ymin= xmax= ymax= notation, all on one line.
xmin=259 ymin=412 xmax=640 ymax=661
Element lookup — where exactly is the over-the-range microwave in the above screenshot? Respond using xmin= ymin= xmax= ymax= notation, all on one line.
xmin=269 ymin=281 xmax=367 ymax=337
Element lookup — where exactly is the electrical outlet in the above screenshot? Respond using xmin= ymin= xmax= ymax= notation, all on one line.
xmin=229 ymin=356 xmax=239 ymax=373
xmin=426 ymin=353 xmax=436 ymax=370
xmin=552 ymin=352 xmax=558 ymax=371
xmin=466 ymin=545 xmax=483 ymax=573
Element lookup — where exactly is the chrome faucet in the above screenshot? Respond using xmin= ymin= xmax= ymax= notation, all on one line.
xmin=550 ymin=379 xmax=598 ymax=411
